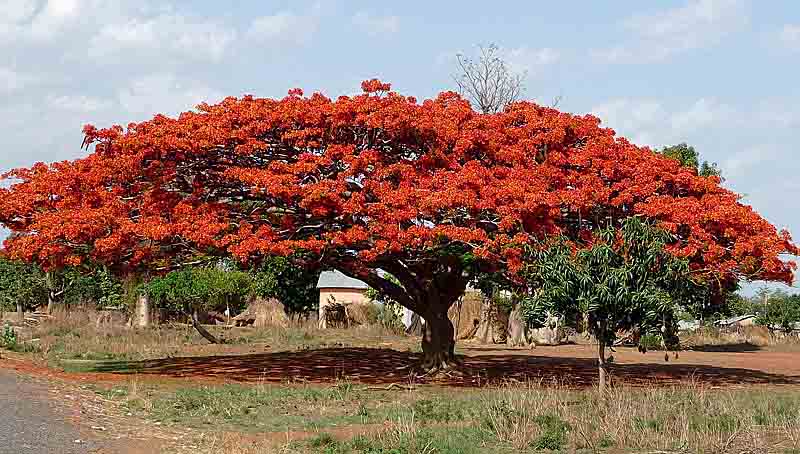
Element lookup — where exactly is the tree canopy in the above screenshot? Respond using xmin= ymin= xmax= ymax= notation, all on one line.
xmin=519 ymin=217 xmax=693 ymax=389
xmin=0 ymin=81 xmax=795 ymax=368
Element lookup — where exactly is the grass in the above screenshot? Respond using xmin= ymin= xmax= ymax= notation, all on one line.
xmin=99 ymin=379 xmax=800 ymax=454
xmin=6 ymin=308 xmax=412 ymax=366
xmin=104 ymin=379 xmax=481 ymax=434
xmin=6 ymin=310 xmax=800 ymax=453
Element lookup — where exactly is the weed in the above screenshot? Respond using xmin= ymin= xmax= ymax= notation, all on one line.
xmin=307 ymin=433 xmax=337 ymax=448
xmin=531 ymin=414 xmax=570 ymax=450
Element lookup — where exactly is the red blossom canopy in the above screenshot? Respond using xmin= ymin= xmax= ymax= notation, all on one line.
xmin=0 ymin=80 xmax=796 ymax=341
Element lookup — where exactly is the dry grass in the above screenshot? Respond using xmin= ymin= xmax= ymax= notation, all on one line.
xmin=159 ymin=381 xmax=800 ymax=454
xmin=682 ymin=325 xmax=800 ymax=349
xmin=11 ymin=307 xmax=413 ymax=363
xmin=240 ymin=298 xmax=290 ymax=328
xmin=477 ymin=381 xmax=800 ymax=453
xmin=345 ymin=302 xmax=379 ymax=326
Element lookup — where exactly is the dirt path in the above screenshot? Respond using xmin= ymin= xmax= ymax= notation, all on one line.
xmin=0 ymin=368 xmax=102 ymax=454
xmin=0 ymin=359 xmax=185 ymax=454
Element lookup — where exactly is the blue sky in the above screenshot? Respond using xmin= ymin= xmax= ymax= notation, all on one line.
xmin=1 ymin=0 xmax=798 ymax=294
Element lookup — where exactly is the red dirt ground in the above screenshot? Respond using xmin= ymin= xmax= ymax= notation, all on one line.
xmin=6 ymin=342 xmax=797 ymax=389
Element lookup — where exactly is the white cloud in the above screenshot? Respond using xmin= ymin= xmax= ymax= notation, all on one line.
xmin=723 ymin=145 xmax=780 ymax=179
xmin=0 ymin=0 xmax=38 ymax=24
xmin=352 ymin=12 xmax=400 ymax=36
xmin=29 ymin=0 xmax=82 ymax=40
xmin=118 ymin=73 xmax=223 ymax=117
xmin=248 ymin=4 xmax=322 ymax=46
xmin=88 ymin=13 xmax=236 ymax=62
xmin=505 ymin=47 xmax=560 ymax=75
xmin=669 ymin=98 xmax=734 ymax=132
xmin=593 ymin=0 xmax=749 ymax=64
xmin=780 ymin=24 xmax=800 ymax=50
xmin=590 ymin=97 xmax=735 ymax=147
xmin=47 ymin=94 xmax=112 ymax=113
xmin=0 ymin=67 xmax=28 ymax=94
xmin=590 ymin=98 xmax=666 ymax=145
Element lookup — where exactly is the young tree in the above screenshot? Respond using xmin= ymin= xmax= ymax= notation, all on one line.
xmin=0 ymin=82 xmax=795 ymax=371
xmin=520 ymin=218 xmax=701 ymax=391
xmin=143 ymin=266 xmax=252 ymax=343
xmin=453 ymin=43 xmax=526 ymax=114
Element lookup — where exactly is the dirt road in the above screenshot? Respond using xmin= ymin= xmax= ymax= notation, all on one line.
xmin=0 ymin=368 xmax=99 ymax=454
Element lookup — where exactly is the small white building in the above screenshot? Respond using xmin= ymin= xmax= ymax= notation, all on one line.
xmin=316 ymin=270 xmax=370 ymax=325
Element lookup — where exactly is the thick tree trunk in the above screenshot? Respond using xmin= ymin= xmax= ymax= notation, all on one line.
xmin=421 ymin=308 xmax=457 ymax=372
xmin=191 ymin=309 xmax=222 ymax=344
xmin=16 ymin=302 xmax=24 ymax=323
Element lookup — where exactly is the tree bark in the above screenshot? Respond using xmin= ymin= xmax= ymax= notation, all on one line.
xmin=421 ymin=308 xmax=457 ymax=372
xmin=134 ymin=293 xmax=151 ymax=328
xmin=598 ymin=341 xmax=609 ymax=393
xmin=16 ymin=302 xmax=24 ymax=323
xmin=191 ymin=309 xmax=222 ymax=344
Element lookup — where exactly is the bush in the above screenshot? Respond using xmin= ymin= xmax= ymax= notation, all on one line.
xmin=377 ymin=302 xmax=405 ymax=333
xmin=638 ymin=334 xmax=664 ymax=351
xmin=531 ymin=414 xmax=570 ymax=450
xmin=1 ymin=323 xmax=17 ymax=349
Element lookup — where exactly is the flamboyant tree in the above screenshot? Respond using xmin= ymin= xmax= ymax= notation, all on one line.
xmin=0 ymin=80 xmax=796 ymax=370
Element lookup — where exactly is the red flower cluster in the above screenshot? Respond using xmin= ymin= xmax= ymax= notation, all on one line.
xmin=0 ymin=81 xmax=795 ymax=291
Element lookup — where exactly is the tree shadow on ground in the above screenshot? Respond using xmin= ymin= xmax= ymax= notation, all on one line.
xmin=688 ymin=342 xmax=763 ymax=353
xmin=86 ymin=347 xmax=800 ymax=388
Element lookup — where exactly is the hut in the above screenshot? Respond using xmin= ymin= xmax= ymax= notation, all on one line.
xmin=316 ymin=270 xmax=370 ymax=328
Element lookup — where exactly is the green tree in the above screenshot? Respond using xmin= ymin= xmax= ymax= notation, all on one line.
xmin=143 ymin=266 xmax=253 ymax=343
xmin=45 ymin=265 xmax=124 ymax=312
xmin=249 ymin=256 xmax=321 ymax=315
xmin=755 ymin=290 xmax=800 ymax=335
xmin=659 ymin=143 xmax=721 ymax=178
xmin=0 ymin=257 xmax=47 ymax=319
xmin=520 ymin=217 xmax=699 ymax=391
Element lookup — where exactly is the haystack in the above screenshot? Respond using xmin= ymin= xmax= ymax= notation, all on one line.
xmin=234 ymin=298 xmax=289 ymax=328
xmin=449 ymin=292 xmax=483 ymax=339
xmin=345 ymin=302 xmax=377 ymax=326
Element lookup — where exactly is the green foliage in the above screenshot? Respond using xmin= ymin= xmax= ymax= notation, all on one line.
xmin=250 ymin=256 xmax=321 ymax=314
xmin=755 ymin=290 xmax=800 ymax=333
xmin=0 ymin=257 xmax=125 ymax=313
xmin=520 ymin=217 xmax=698 ymax=350
xmin=0 ymin=257 xmax=47 ymax=312
xmin=531 ymin=414 xmax=570 ymax=450
xmin=724 ymin=292 xmax=758 ymax=318
xmin=55 ymin=266 xmax=125 ymax=308
xmin=1 ymin=323 xmax=18 ymax=349
xmin=144 ymin=265 xmax=253 ymax=314
xmin=659 ymin=143 xmax=722 ymax=179
xmin=366 ymin=273 xmax=407 ymax=332
xmin=412 ymin=397 xmax=468 ymax=423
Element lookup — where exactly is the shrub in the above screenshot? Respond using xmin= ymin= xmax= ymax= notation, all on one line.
xmin=1 ymin=323 xmax=17 ymax=349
